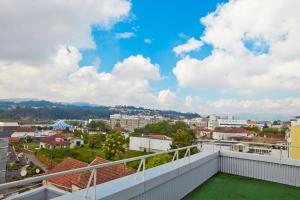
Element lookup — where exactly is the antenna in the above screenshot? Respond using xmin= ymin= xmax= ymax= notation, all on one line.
xmin=20 ymin=169 xmax=27 ymax=177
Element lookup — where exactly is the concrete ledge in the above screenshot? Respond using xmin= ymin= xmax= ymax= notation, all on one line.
xmin=220 ymin=150 xmax=300 ymax=167
xmin=7 ymin=186 xmax=67 ymax=200
xmin=54 ymin=151 xmax=219 ymax=200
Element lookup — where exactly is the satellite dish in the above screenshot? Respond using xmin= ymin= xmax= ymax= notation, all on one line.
xmin=20 ymin=169 xmax=27 ymax=177
xmin=35 ymin=168 xmax=40 ymax=174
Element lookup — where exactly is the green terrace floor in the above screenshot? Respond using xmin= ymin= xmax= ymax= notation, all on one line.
xmin=184 ymin=173 xmax=300 ymax=200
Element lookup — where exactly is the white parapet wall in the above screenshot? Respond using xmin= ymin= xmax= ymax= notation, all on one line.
xmin=54 ymin=151 xmax=219 ymax=200
xmin=220 ymin=151 xmax=300 ymax=187
xmin=129 ymin=136 xmax=172 ymax=152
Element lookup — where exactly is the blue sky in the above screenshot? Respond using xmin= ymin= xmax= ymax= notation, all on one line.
xmin=0 ymin=0 xmax=299 ymax=117
xmin=79 ymin=0 xmax=227 ymax=100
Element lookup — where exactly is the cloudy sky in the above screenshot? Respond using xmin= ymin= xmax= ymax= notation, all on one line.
xmin=0 ymin=0 xmax=300 ymax=117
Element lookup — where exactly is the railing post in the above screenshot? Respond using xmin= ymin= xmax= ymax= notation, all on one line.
xmin=184 ymin=147 xmax=191 ymax=163
xmin=84 ymin=169 xmax=96 ymax=199
xmin=93 ymin=169 xmax=97 ymax=200
xmin=136 ymin=158 xmax=146 ymax=181
xmin=280 ymin=147 xmax=283 ymax=162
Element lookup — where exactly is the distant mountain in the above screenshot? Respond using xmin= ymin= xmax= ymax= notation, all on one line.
xmin=0 ymin=99 xmax=200 ymax=120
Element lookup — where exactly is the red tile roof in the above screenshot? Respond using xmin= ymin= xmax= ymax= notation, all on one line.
xmin=214 ymin=127 xmax=253 ymax=135
xmin=8 ymin=137 xmax=21 ymax=143
xmin=14 ymin=127 xmax=37 ymax=132
xmin=40 ymin=133 xmax=70 ymax=145
xmin=47 ymin=157 xmax=88 ymax=191
xmin=145 ymin=134 xmax=171 ymax=140
xmin=112 ymin=127 xmax=124 ymax=132
xmin=195 ymin=126 xmax=210 ymax=131
xmin=47 ymin=157 xmax=136 ymax=191
xmin=75 ymin=157 xmax=136 ymax=189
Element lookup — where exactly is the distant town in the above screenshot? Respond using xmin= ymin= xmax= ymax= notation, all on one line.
xmin=1 ymin=100 xmax=300 ymax=198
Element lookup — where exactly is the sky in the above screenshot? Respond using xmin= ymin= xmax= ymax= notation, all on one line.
xmin=0 ymin=0 xmax=300 ymax=117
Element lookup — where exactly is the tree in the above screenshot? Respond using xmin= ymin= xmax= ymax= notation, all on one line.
xmin=87 ymin=120 xmax=111 ymax=132
xmin=88 ymin=134 xmax=101 ymax=148
xmin=146 ymin=154 xmax=172 ymax=169
xmin=171 ymin=129 xmax=194 ymax=148
xmin=73 ymin=130 xmax=88 ymax=143
xmin=102 ymin=132 xmax=125 ymax=159
xmin=171 ymin=129 xmax=198 ymax=157
xmin=133 ymin=120 xmax=196 ymax=138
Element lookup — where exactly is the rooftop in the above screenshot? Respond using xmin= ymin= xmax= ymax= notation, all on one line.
xmin=46 ymin=157 xmax=135 ymax=191
xmin=184 ymin=173 xmax=300 ymax=200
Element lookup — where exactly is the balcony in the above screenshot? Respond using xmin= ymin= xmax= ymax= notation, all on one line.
xmin=1 ymin=144 xmax=300 ymax=200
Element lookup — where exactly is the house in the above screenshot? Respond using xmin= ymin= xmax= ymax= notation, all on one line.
xmin=8 ymin=137 xmax=21 ymax=143
xmin=51 ymin=120 xmax=73 ymax=130
xmin=44 ymin=157 xmax=135 ymax=192
xmin=194 ymin=126 xmax=211 ymax=138
xmin=0 ymin=122 xmax=19 ymax=132
xmin=129 ymin=134 xmax=172 ymax=152
xmin=212 ymin=127 xmax=253 ymax=140
xmin=40 ymin=134 xmax=84 ymax=149
xmin=232 ymin=143 xmax=249 ymax=153
xmin=217 ymin=118 xmax=248 ymax=128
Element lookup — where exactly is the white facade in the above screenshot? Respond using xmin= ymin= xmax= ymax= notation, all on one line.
xmin=184 ymin=118 xmax=208 ymax=128
xmin=70 ymin=138 xmax=84 ymax=148
xmin=208 ymin=115 xmax=218 ymax=130
xmin=110 ymin=114 xmax=164 ymax=132
xmin=129 ymin=136 xmax=172 ymax=152
xmin=212 ymin=131 xmax=250 ymax=140
xmin=217 ymin=119 xmax=248 ymax=128
xmin=291 ymin=117 xmax=300 ymax=126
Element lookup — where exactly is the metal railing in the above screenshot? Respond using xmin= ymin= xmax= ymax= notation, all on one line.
xmin=2 ymin=140 xmax=300 ymax=199
xmin=197 ymin=139 xmax=300 ymax=161
xmin=0 ymin=144 xmax=202 ymax=199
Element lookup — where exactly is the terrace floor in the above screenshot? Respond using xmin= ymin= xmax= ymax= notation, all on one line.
xmin=184 ymin=173 xmax=300 ymax=200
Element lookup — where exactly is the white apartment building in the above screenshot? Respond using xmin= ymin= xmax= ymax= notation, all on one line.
xmin=208 ymin=115 xmax=218 ymax=130
xmin=0 ymin=122 xmax=19 ymax=132
xmin=110 ymin=114 xmax=164 ymax=132
xmin=212 ymin=128 xmax=253 ymax=140
xmin=184 ymin=118 xmax=208 ymax=128
xmin=217 ymin=119 xmax=248 ymax=128
xmin=129 ymin=135 xmax=172 ymax=152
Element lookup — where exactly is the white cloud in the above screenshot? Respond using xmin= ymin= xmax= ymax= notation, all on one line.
xmin=173 ymin=37 xmax=204 ymax=56
xmin=114 ymin=32 xmax=135 ymax=39
xmin=191 ymin=97 xmax=300 ymax=116
xmin=163 ymin=94 xmax=300 ymax=116
xmin=92 ymin=57 xmax=101 ymax=68
xmin=0 ymin=47 xmax=161 ymax=107
xmin=144 ymin=38 xmax=152 ymax=44
xmin=173 ymin=0 xmax=300 ymax=94
xmin=0 ymin=0 xmax=131 ymax=64
xmin=158 ymin=90 xmax=177 ymax=109
xmin=113 ymin=55 xmax=160 ymax=80
xmin=185 ymin=96 xmax=193 ymax=107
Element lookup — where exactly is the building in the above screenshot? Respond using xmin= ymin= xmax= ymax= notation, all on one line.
xmin=51 ymin=120 xmax=73 ymax=130
xmin=289 ymin=117 xmax=300 ymax=159
xmin=44 ymin=157 xmax=135 ymax=192
xmin=129 ymin=134 xmax=172 ymax=152
xmin=217 ymin=118 xmax=247 ymax=128
xmin=208 ymin=115 xmax=218 ymax=130
xmin=194 ymin=127 xmax=211 ymax=138
xmin=10 ymin=127 xmax=37 ymax=138
xmin=212 ymin=127 xmax=253 ymax=140
xmin=0 ymin=122 xmax=19 ymax=132
xmin=40 ymin=134 xmax=84 ymax=149
xmin=184 ymin=118 xmax=208 ymax=128
xmin=110 ymin=114 xmax=163 ymax=132
xmin=0 ymin=138 xmax=8 ymax=184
